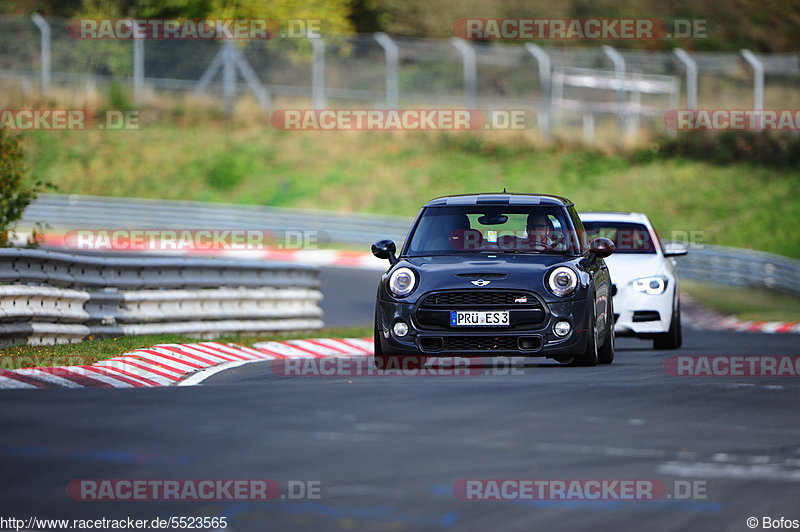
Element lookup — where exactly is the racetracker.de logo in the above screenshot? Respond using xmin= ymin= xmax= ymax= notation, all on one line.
xmin=275 ymin=357 xmax=491 ymax=377
xmin=67 ymin=19 xmax=278 ymax=40
xmin=665 ymin=356 xmax=800 ymax=377
xmin=454 ymin=479 xmax=672 ymax=500
xmin=0 ymin=109 xmax=138 ymax=130
xmin=269 ymin=109 xmax=535 ymax=131
xmin=61 ymin=229 xmax=323 ymax=252
xmin=452 ymin=18 xmax=707 ymax=40
xmin=66 ymin=479 xmax=321 ymax=500
xmin=664 ymin=109 xmax=800 ymax=131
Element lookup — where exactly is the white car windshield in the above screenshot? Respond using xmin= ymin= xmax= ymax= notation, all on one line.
xmin=582 ymin=221 xmax=657 ymax=254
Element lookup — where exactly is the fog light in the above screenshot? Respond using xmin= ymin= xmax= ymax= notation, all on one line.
xmin=553 ymin=321 xmax=571 ymax=337
xmin=393 ymin=321 xmax=409 ymax=337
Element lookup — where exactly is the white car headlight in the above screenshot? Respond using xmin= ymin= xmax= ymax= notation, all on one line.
xmin=388 ymin=267 xmax=417 ymax=297
xmin=548 ymin=266 xmax=578 ymax=297
xmin=630 ymin=276 xmax=668 ymax=295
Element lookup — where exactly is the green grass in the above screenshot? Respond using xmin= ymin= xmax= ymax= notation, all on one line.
xmin=21 ymin=124 xmax=800 ymax=259
xmin=682 ymin=281 xmax=800 ymax=322
xmin=0 ymin=327 xmax=371 ymax=368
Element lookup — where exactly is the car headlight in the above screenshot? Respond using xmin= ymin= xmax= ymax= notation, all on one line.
xmin=548 ymin=266 xmax=578 ymax=297
xmin=388 ymin=267 xmax=417 ymax=297
xmin=630 ymin=276 xmax=668 ymax=295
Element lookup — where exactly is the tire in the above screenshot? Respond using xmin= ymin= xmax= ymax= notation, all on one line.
xmin=597 ymin=300 xmax=615 ymax=365
xmin=653 ymin=299 xmax=682 ymax=350
xmin=571 ymin=306 xmax=598 ymax=367
xmin=372 ymin=308 xmax=427 ymax=369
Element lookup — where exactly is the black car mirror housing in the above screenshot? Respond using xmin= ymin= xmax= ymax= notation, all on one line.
xmin=589 ymin=237 xmax=615 ymax=259
xmin=372 ymin=239 xmax=398 ymax=264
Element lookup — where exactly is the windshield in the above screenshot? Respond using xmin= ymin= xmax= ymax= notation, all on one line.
xmin=405 ymin=205 xmax=580 ymax=256
xmin=581 ymin=221 xmax=657 ymax=254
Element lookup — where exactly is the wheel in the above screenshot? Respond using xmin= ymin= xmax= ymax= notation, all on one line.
xmin=372 ymin=308 xmax=427 ymax=369
xmin=571 ymin=306 xmax=598 ymax=367
xmin=653 ymin=299 xmax=682 ymax=350
xmin=598 ymin=299 xmax=615 ymax=365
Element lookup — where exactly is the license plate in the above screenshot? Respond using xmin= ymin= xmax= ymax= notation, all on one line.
xmin=450 ymin=310 xmax=510 ymax=327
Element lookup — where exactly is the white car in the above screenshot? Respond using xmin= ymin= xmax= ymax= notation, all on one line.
xmin=578 ymin=212 xmax=686 ymax=349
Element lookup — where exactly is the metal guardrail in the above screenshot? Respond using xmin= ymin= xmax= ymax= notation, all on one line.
xmin=674 ymin=245 xmax=800 ymax=296
xmin=0 ymin=248 xmax=324 ymax=346
xmin=22 ymin=194 xmax=411 ymax=248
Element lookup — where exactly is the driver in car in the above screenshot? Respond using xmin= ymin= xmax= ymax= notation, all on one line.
xmin=524 ymin=213 xmax=561 ymax=250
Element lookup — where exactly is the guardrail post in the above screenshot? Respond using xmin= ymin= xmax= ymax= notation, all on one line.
xmin=30 ymin=14 xmax=50 ymax=93
xmin=602 ymin=45 xmax=626 ymax=133
xmin=525 ymin=43 xmax=552 ymax=140
xmin=451 ymin=37 xmax=477 ymax=108
xmin=741 ymin=49 xmax=764 ymax=129
xmin=310 ymin=37 xmax=326 ymax=109
xmin=374 ymin=32 xmax=399 ymax=108
xmin=673 ymin=49 xmax=698 ymax=110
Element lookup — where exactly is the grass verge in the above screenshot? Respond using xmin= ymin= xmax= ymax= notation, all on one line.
xmin=0 ymin=326 xmax=372 ymax=369
xmin=681 ymin=281 xmax=800 ymax=322
xmin=19 ymin=123 xmax=800 ymax=259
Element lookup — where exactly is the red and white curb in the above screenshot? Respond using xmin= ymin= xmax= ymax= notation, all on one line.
xmin=689 ymin=316 xmax=800 ymax=335
xmin=680 ymin=294 xmax=800 ymax=335
xmin=0 ymin=338 xmax=374 ymax=390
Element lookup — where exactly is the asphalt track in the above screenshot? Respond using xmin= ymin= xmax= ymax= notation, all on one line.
xmin=1 ymin=266 xmax=799 ymax=532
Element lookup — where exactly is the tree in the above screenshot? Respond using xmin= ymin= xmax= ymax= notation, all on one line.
xmin=0 ymin=129 xmax=48 ymax=247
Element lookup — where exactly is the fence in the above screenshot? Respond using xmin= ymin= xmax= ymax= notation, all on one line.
xmin=20 ymin=194 xmax=800 ymax=296
xmin=0 ymin=248 xmax=324 ymax=346
xmin=1 ymin=15 xmax=799 ymax=139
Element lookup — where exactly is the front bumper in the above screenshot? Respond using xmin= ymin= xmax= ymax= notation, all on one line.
xmin=613 ymin=285 xmax=674 ymax=336
xmin=376 ymin=296 xmax=592 ymax=358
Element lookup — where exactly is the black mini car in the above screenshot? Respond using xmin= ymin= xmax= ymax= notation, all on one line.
xmin=371 ymin=193 xmax=616 ymax=368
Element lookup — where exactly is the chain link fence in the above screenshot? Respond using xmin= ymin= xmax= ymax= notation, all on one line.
xmin=2 ymin=16 xmax=800 ymax=139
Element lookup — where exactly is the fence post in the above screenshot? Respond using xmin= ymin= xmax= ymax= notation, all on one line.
xmin=582 ymin=113 xmax=595 ymax=143
xmin=374 ymin=32 xmax=399 ymax=108
xmin=231 ymin=47 xmax=271 ymax=110
xmin=602 ymin=45 xmax=626 ymax=133
xmin=451 ymin=37 xmax=476 ymax=108
xmin=222 ymin=41 xmax=236 ymax=115
xmin=132 ymin=20 xmax=144 ymax=105
xmin=30 ymin=14 xmax=50 ymax=93
xmin=673 ymin=49 xmax=697 ymax=109
xmin=741 ymin=49 xmax=764 ymax=130
xmin=525 ymin=43 xmax=552 ymax=140
xmin=310 ymin=37 xmax=326 ymax=109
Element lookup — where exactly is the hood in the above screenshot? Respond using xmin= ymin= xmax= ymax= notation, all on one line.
xmin=603 ymin=253 xmax=665 ymax=286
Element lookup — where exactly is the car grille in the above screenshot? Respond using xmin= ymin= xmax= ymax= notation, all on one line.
xmin=415 ymin=290 xmax=546 ymax=331
xmin=442 ymin=336 xmax=519 ymax=351
xmin=420 ymin=290 xmax=541 ymax=307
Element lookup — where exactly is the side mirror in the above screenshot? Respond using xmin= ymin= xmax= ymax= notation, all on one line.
xmin=371 ymin=239 xmax=398 ymax=264
xmin=663 ymin=242 xmax=688 ymax=257
xmin=589 ymin=237 xmax=615 ymax=259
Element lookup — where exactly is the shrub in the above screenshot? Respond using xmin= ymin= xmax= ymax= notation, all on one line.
xmin=0 ymin=129 xmax=51 ymax=247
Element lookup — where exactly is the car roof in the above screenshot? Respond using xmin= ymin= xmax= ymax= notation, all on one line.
xmin=578 ymin=211 xmax=652 ymax=224
xmin=424 ymin=193 xmax=573 ymax=208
